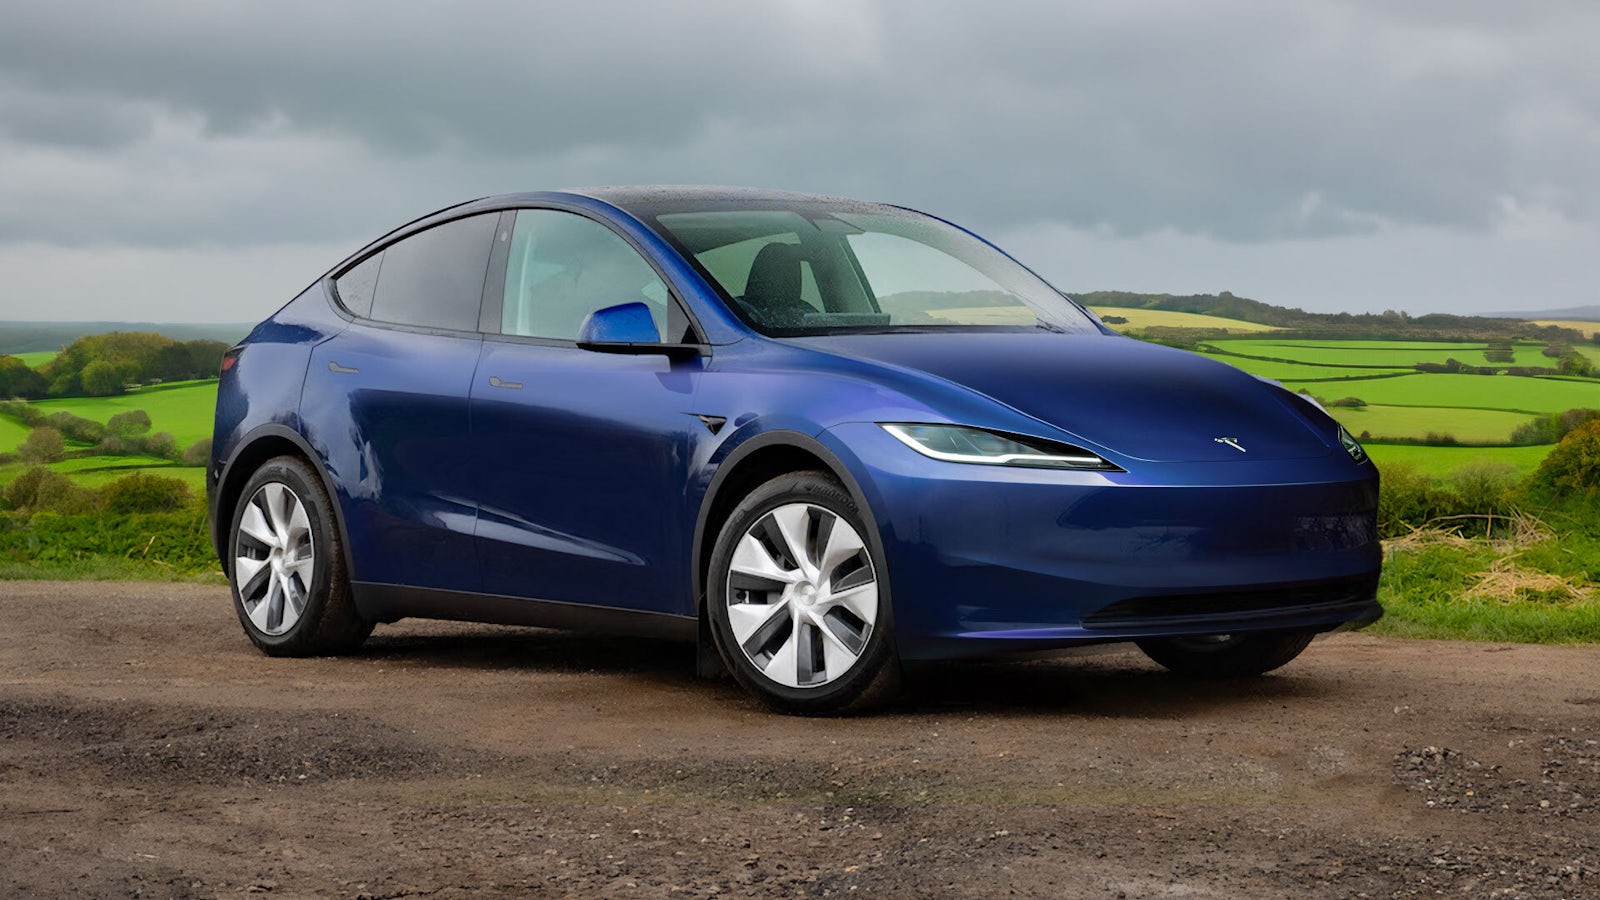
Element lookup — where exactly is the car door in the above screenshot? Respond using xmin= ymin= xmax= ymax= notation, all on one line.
xmin=300 ymin=212 xmax=499 ymax=593
xmin=470 ymin=207 xmax=709 ymax=615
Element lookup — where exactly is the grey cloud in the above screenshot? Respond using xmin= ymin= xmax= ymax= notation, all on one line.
xmin=0 ymin=0 xmax=1596 ymax=250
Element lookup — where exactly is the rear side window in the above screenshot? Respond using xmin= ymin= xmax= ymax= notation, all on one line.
xmin=334 ymin=252 xmax=382 ymax=317
xmin=369 ymin=213 xmax=498 ymax=331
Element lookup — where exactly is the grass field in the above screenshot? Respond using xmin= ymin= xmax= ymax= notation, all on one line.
xmin=1090 ymin=307 xmax=1279 ymax=333
xmin=0 ymin=416 xmax=30 ymax=455
xmin=1362 ymin=443 xmax=1552 ymax=478
xmin=30 ymin=380 xmax=217 ymax=447
xmin=12 ymin=351 xmax=57 ymax=368
xmin=1277 ymin=372 xmax=1599 ymax=415
xmin=1192 ymin=335 xmax=1600 ymax=468
xmin=1328 ymin=405 xmax=1535 ymax=444
xmin=1207 ymin=338 xmax=1550 ymax=369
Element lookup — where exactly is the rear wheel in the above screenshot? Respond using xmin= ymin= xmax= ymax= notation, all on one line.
xmin=1136 ymin=629 xmax=1315 ymax=677
xmin=707 ymin=471 xmax=899 ymax=714
xmin=228 ymin=456 xmax=371 ymax=656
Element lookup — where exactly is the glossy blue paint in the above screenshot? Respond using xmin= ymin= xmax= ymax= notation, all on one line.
xmin=469 ymin=337 xmax=709 ymax=611
xmin=300 ymin=313 xmax=484 ymax=593
xmin=577 ymin=301 xmax=662 ymax=344
xmin=211 ymin=186 xmax=1381 ymax=655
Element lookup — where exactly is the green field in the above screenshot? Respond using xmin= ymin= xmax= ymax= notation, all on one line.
xmin=1363 ymin=443 xmax=1552 ymax=478
xmin=30 ymin=380 xmax=217 ymax=446
xmin=1190 ymin=336 xmax=1600 ymax=470
xmin=1091 ymin=307 xmax=1279 ymax=333
xmin=1208 ymin=338 xmax=1550 ymax=369
xmin=1328 ymin=405 xmax=1535 ymax=444
xmin=1277 ymin=372 xmax=1599 ymax=415
xmin=0 ymin=416 xmax=30 ymax=454
xmin=12 ymin=351 xmax=57 ymax=368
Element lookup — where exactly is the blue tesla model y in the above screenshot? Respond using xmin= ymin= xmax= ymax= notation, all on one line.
xmin=209 ymin=187 xmax=1381 ymax=713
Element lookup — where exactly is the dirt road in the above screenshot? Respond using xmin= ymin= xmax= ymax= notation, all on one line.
xmin=2 ymin=582 xmax=1597 ymax=898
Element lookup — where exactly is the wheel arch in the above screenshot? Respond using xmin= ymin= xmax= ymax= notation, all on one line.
xmin=212 ymin=424 xmax=354 ymax=581
xmin=690 ymin=430 xmax=888 ymax=618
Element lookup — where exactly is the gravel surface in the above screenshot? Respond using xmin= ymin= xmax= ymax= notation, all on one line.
xmin=2 ymin=581 xmax=1597 ymax=897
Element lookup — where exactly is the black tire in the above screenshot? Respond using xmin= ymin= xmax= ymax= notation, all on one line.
xmin=1136 ymin=629 xmax=1316 ymax=677
xmin=227 ymin=456 xmax=371 ymax=656
xmin=707 ymin=471 xmax=899 ymax=715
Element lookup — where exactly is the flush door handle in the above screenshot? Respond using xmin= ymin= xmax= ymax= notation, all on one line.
xmin=488 ymin=375 xmax=523 ymax=390
xmin=327 ymin=361 xmax=359 ymax=375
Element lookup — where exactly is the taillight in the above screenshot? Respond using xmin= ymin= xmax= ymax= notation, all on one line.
xmin=220 ymin=345 xmax=243 ymax=373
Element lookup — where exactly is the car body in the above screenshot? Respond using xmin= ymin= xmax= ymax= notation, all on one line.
xmin=209 ymin=186 xmax=1382 ymax=713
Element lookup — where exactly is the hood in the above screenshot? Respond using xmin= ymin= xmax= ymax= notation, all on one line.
xmin=792 ymin=332 xmax=1334 ymax=463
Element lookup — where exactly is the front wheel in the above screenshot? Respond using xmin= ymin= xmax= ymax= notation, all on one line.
xmin=706 ymin=471 xmax=899 ymax=715
xmin=1136 ymin=629 xmax=1316 ymax=677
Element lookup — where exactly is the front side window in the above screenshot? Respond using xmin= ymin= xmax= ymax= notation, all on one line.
xmin=649 ymin=205 xmax=1099 ymax=336
xmin=501 ymin=210 xmax=671 ymax=341
xmin=368 ymin=213 xmax=498 ymax=331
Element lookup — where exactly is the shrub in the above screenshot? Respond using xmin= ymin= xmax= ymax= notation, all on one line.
xmin=103 ymin=473 xmax=193 ymax=514
xmin=0 ymin=507 xmax=216 ymax=574
xmin=1558 ymin=353 xmax=1596 ymax=377
xmin=17 ymin=426 xmax=65 ymax=463
xmin=1511 ymin=408 xmax=1600 ymax=446
xmin=106 ymin=409 xmax=152 ymax=438
xmin=142 ymin=432 xmax=178 ymax=460
xmin=45 ymin=410 xmax=106 ymax=444
xmin=0 ymin=399 xmax=44 ymax=427
xmin=1522 ymin=419 xmax=1600 ymax=505
xmin=1330 ymin=397 xmax=1366 ymax=408
xmin=1447 ymin=460 xmax=1519 ymax=518
xmin=1422 ymin=431 xmax=1461 ymax=447
xmin=2 ymin=466 xmax=99 ymax=513
xmin=1378 ymin=463 xmax=1456 ymax=536
xmin=181 ymin=438 xmax=213 ymax=466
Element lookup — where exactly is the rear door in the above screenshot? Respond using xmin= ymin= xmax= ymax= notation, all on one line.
xmin=301 ymin=212 xmax=500 ymax=593
xmin=469 ymin=207 xmax=709 ymax=614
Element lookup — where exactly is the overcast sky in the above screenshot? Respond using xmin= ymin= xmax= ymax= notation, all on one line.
xmin=1 ymin=1 xmax=1595 ymax=323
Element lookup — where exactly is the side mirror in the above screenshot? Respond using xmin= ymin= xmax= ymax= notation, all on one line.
xmin=576 ymin=302 xmax=705 ymax=357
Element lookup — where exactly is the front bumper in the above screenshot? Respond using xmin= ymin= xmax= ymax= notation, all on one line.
xmin=821 ymin=423 xmax=1383 ymax=660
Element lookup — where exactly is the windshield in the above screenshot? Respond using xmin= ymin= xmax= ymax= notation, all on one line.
xmin=646 ymin=203 xmax=1100 ymax=336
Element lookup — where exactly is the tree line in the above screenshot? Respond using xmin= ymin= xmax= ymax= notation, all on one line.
xmin=1075 ymin=290 xmax=1593 ymax=344
xmin=0 ymin=331 xmax=230 ymax=399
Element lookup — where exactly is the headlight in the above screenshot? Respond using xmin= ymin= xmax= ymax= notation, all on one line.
xmin=1338 ymin=425 xmax=1368 ymax=464
xmin=880 ymin=423 xmax=1119 ymax=470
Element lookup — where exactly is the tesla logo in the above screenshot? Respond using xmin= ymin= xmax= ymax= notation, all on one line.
xmin=1214 ymin=437 xmax=1247 ymax=453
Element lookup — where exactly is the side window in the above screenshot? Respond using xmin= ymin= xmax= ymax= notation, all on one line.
xmin=369 ymin=213 xmax=497 ymax=331
xmin=333 ymin=251 xmax=382 ymax=318
xmin=502 ymin=210 xmax=671 ymax=341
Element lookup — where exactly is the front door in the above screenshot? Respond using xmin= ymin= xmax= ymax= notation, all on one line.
xmin=469 ymin=208 xmax=709 ymax=614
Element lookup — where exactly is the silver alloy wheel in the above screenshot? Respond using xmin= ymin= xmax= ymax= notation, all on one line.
xmin=725 ymin=502 xmax=879 ymax=689
xmin=233 ymin=482 xmax=316 ymax=637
